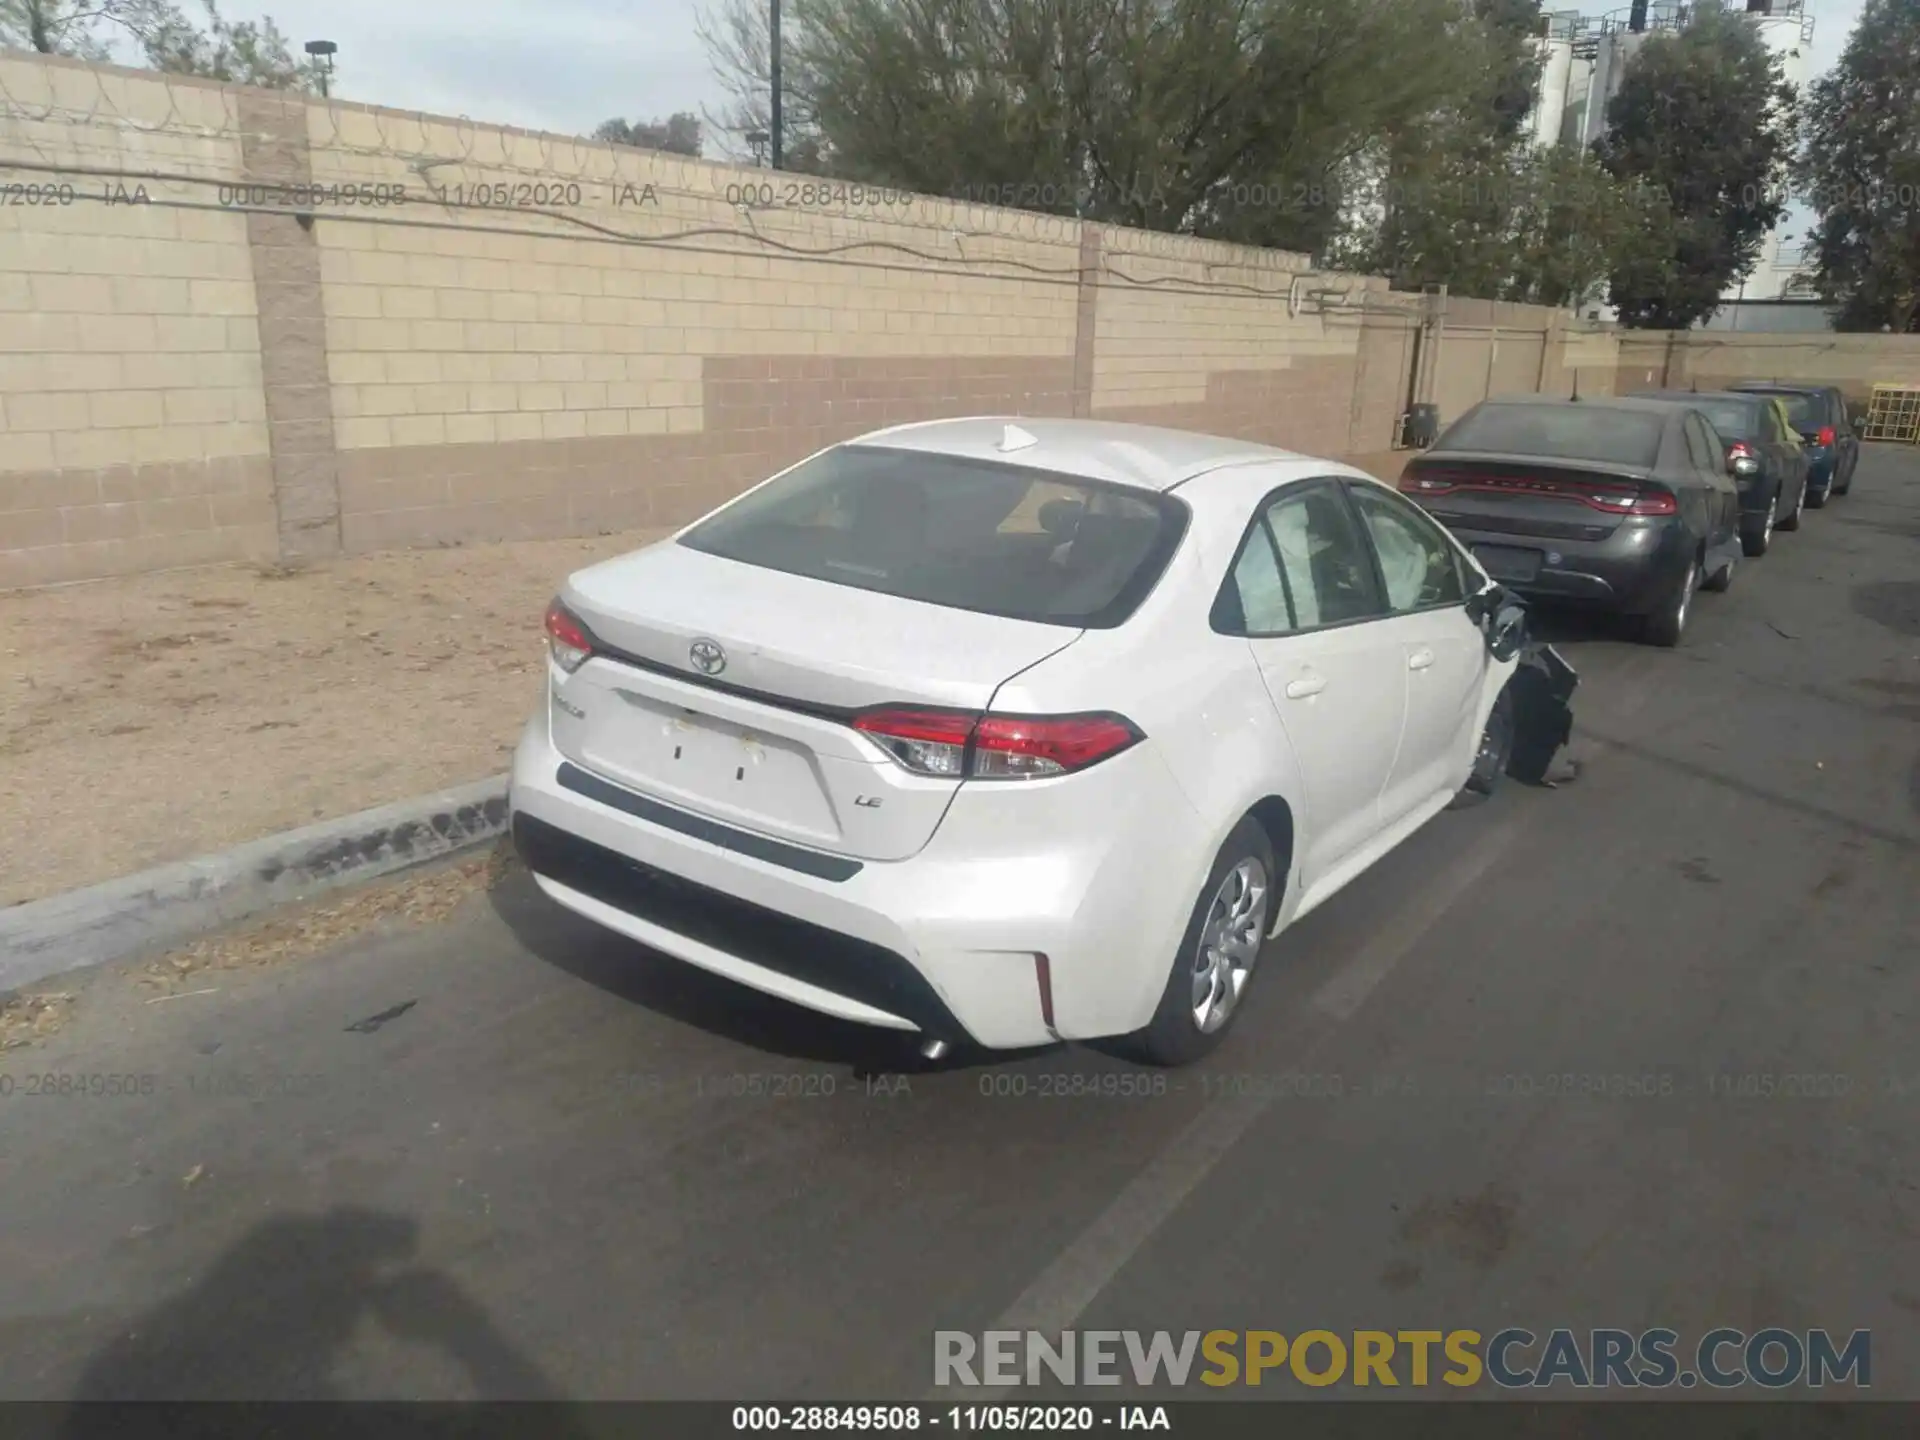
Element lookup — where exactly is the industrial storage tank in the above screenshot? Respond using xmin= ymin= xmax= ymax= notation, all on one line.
xmin=1529 ymin=16 xmax=1579 ymax=149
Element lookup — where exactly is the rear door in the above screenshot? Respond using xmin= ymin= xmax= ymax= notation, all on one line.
xmin=1342 ymin=480 xmax=1488 ymax=824
xmin=1683 ymin=414 xmax=1741 ymax=546
xmin=1765 ymin=399 xmax=1809 ymax=501
xmin=1230 ymin=481 xmax=1407 ymax=885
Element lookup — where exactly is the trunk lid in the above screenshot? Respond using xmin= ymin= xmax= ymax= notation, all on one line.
xmin=1401 ymin=453 xmax=1666 ymax=542
xmin=551 ymin=541 xmax=1082 ymax=862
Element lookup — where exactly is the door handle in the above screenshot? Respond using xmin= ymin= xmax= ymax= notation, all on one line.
xmin=1408 ymin=648 xmax=1435 ymax=671
xmin=1284 ymin=674 xmax=1327 ymax=700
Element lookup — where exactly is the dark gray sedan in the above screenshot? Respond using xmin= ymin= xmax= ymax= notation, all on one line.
xmin=1399 ymin=395 xmax=1744 ymax=647
xmin=1631 ymin=389 xmax=1812 ymax=554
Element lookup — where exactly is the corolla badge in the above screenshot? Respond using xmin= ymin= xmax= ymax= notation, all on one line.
xmin=688 ymin=638 xmax=727 ymax=676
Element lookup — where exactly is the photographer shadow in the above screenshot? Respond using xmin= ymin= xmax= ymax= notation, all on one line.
xmin=55 ymin=1206 xmax=590 ymax=1434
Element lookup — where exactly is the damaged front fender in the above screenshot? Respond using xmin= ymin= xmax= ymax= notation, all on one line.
xmin=1468 ymin=583 xmax=1579 ymax=787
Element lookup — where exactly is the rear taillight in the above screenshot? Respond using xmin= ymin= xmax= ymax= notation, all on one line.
xmin=1816 ymin=426 xmax=1836 ymax=447
xmin=849 ymin=708 xmax=973 ymax=777
xmin=1728 ymin=442 xmax=1761 ymax=475
xmin=1400 ymin=471 xmax=1456 ymax=496
xmin=1626 ymin=489 xmax=1677 ymax=516
xmin=545 ymin=598 xmax=592 ymax=673
xmin=851 ymin=707 xmax=1142 ymax=781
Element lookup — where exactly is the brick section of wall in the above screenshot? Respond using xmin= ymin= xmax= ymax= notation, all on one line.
xmin=0 ymin=458 xmax=274 ymax=589
xmin=1096 ymin=356 xmax=1360 ymax=457
xmin=337 ymin=354 xmax=1078 ymax=552
xmin=237 ymin=91 xmax=342 ymax=562
xmin=0 ymin=54 xmax=276 ymax=589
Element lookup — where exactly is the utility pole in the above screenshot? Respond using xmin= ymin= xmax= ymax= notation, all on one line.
xmin=769 ymin=0 xmax=784 ymax=170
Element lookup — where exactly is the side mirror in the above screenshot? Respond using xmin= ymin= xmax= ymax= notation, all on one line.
xmin=1464 ymin=579 xmax=1504 ymax=625
xmin=1486 ymin=601 xmax=1528 ymax=663
xmin=1467 ymin=580 xmax=1528 ymax=662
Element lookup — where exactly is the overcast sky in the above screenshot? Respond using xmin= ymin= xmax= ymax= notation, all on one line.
xmin=126 ymin=0 xmax=1866 ymax=154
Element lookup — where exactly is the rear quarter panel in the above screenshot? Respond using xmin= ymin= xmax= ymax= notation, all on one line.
xmin=988 ymin=527 xmax=1313 ymax=937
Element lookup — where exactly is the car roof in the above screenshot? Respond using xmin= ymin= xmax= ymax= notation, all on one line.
xmin=848 ymin=416 xmax=1328 ymax=493
xmin=1634 ymin=389 xmax=1765 ymax=406
xmin=1468 ymin=394 xmax=1683 ymax=419
xmin=1729 ymin=380 xmax=1835 ymax=394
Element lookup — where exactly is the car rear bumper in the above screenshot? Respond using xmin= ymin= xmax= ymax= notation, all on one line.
xmin=507 ymin=710 xmax=1205 ymax=1050
xmin=1444 ymin=519 xmax=1693 ymax=615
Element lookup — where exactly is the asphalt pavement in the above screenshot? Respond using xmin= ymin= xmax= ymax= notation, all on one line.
xmin=2 ymin=447 xmax=1917 ymax=1404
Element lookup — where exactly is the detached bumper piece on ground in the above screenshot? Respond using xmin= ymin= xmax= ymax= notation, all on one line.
xmin=1506 ymin=636 xmax=1579 ymax=786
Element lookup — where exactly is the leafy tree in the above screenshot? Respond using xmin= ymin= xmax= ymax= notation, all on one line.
xmin=1594 ymin=4 xmax=1797 ymax=329
xmin=1340 ymin=140 xmax=1668 ymax=310
xmin=594 ymin=113 xmax=704 ymax=158
xmin=0 ymin=0 xmax=155 ymax=57
xmin=696 ymin=0 xmax=1504 ymax=256
xmin=1341 ymin=0 xmax=1541 ymax=286
xmin=1475 ymin=0 xmax=1549 ymax=139
xmin=1796 ymin=0 xmax=1920 ymax=332
xmin=140 ymin=1 xmax=325 ymax=91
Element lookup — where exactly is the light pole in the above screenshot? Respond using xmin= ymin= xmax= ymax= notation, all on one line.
xmin=304 ymin=39 xmax=337 ymax=97
xmin=768 ymin=0 xmax=783 ymax=170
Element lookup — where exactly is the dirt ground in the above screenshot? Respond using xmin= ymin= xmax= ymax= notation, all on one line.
xmin=0 ymin=526 xmax=668 ymax=909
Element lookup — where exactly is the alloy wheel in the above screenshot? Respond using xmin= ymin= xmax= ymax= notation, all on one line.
xmin=1190 ymin=858 xmax=1270 ymax=1034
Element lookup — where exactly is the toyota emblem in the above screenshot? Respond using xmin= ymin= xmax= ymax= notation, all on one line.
xmin=688 ymin=638 xmax=727 ymax=676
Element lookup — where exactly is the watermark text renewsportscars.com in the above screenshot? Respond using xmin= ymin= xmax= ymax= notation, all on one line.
xmin=934 ymin=1328 xmax=1871 ymax=1390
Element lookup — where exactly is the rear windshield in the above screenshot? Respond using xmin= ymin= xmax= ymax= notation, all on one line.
xmin=1635 ymin=391 xmax=1766 ymax=443
xmin=1436 ymin=403 xmax=1665 ymax=468
xmin=1684 ymin=397 xmax=1767 ymax=441
xmin=1739 ymin=389 xmax=1824 ymax=429
xmin=677 ymin=445 xmax=1186 ymax=629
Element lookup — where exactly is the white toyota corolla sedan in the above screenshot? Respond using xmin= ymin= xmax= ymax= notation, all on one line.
xmin=509 ymin=417 xmax=1518 ymax=1065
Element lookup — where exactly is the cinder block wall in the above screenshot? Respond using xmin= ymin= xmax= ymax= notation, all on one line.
xmin=0 ymin=60 xmax=276 ymax=588
xmin=32 ymin=54 xmax=1917 ymax=591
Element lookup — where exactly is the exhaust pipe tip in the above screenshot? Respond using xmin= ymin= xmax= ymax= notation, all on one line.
xmin=918 ymin=1037 xmax=952 ymax=1062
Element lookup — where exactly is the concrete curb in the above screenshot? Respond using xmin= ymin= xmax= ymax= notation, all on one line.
xmin=0 ymin=774 xmax=511 ymax=998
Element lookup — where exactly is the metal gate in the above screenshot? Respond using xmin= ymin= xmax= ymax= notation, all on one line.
xmin=1862 ymin=384 xmax=1920 ymax=443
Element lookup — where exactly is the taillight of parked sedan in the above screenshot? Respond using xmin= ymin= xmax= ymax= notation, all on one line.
xmin=851 ymin=707 xmax=1143 ymax=780
xmin=544 ymin=598 xmax=593 ymax=673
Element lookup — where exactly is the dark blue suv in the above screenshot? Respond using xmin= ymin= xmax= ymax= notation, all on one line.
xmin=1728 ymin=383 xmax=1862 ymax=506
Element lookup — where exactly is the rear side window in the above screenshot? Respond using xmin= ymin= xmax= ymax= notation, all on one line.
xmin=678 ymin=444 xmax=1187 ymax=629
xmin=1437 ymin=403 xmax=1664 ymax=469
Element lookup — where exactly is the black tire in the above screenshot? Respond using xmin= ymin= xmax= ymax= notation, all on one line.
xmin=1740 ymin=492 xmax=1778 ymax=557
xmin=1449 ymin=683 xmax=1514 ymax=810
xmin=1701 ymin=554 xmax=1734 ymax=593
xmin=1777 ymin=478 xmax=1804 ymax=531
xmin=1130 ymin=818 xmax=1278 ymax=1067
xmin=1805 ymin=479 xmax=1829 ymax=510
xmin=1835 ymin=460 xmax=1854 ymax=496
xmin=1640 ymin=553 xmax=1698 ymax=648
